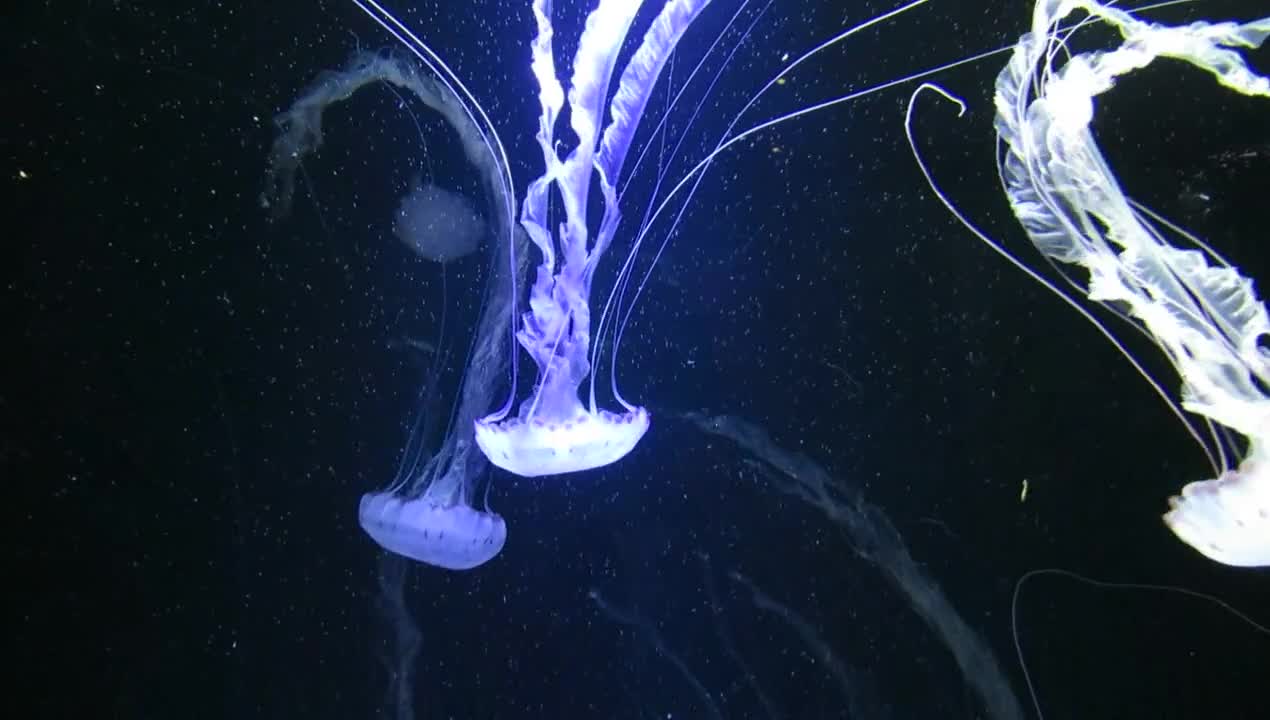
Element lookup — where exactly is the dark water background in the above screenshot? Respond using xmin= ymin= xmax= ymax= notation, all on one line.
xmin=6 ymin=0 xmax=1268 ymax=718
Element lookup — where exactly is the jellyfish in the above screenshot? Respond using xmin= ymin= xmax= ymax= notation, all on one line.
xmin=359 ymin=178 xmax=523 ymax=567
xmin=471 ymin=0 xmax=723 ymax=477
xmin=359 ymin=488 xmax=507 ymax=571
xmin=470 ymin=0 xmax=939 ymax=478
xmin=264 ymin=44 xmax=527 ymax=569
xmin=905 ymin=0 xmax=1270 ymax=566
xmin=393 ymin=177 xmax=485 ymax=263
xmin=262 ymin=49 xmax=512 ymax=232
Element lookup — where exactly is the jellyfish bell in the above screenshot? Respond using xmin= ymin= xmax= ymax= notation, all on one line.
xmin=475 ymin=405 xmax=652 ymax=478
xmin=357 ymin=398 xmax=510 ymax=571
xmin=359 ymin=436 xmax=507 ymax=573
xmin=359 ymin=481 xmax=507 ymax=571
xmin=905 ymin=0 xmax=1270 ymax=566
xmin=393 ymin=177 xmax=485 ymax=263
xmin=1166 ymin=450 xmax=1270 ymax=568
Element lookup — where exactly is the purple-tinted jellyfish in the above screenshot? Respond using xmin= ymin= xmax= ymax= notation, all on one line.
xmin=357 ymin=224 xmax=521 ymax=566
xmin=264 ymin=22 xmax=527 ymax=568
xmin=360 ymin=469 xmax=508 ymax=571
xmin=475 ymin=0 xmax=713 ymax=477
xmin=277 ymin=0 xmax=538 ymax=569
xmin=357 ymin=173 xmax=522 ymax=569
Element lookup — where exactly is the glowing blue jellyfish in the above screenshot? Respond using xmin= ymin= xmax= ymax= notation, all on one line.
xmin=264 ymin=42 xmax=525 ymax=569
xmin=907 ymin=0 xmax=1270 ymax=566
xmin=356 ymin=52 xmax=522 ymax=569
xmin=681 ymin=411 xmax=1024 ymax=720
xmin=473 ymin=0 xmax=722 ymax=477
xmin=360 ymin=478 xmax=507 ymax=571
xmin=359 ymin=165 xmax=522 ymax=569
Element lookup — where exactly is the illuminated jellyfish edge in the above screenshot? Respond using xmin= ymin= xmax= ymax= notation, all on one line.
xmin=1164 ymin=442 xmax=1270 ymax=568
xmin=475 ymin=406 xmax=650 ymax=477
xmin=358 ymin=491 xmax=508 ymax=570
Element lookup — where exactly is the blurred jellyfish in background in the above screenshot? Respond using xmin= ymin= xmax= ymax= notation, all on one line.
xmin=907 ymin=0 xmax=1270 ymax=566
xmin=393 ymin=176 xmax=485 ymax=263
xmin=262 ymin=49 xmax=511 ymax=230
xmin=588 ymin=411 xmax=1023 ymax=719
xmin=263 ymin=47 xmax=527 ymax=570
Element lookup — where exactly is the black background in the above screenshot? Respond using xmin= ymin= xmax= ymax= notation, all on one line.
xmin=6 ymin=0 xmax=1268 ymax=718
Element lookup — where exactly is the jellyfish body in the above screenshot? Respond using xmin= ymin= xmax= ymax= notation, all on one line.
xmin=267 ymin=43 xmax=526 ymax=569
xmin=475 ymin=0 xmax=712 ymax=477
xmin=393 ymin=179 xmax=485 ymax=262
xmin=976 ymin=0 xmax=1270 ymax=565
xmin=474 ymin=405 xmax=651 ymax=478
xmin=359 ymin=489 xmax=507 ymax=570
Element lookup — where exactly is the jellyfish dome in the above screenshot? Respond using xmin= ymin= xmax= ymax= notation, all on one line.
xmin=360 ymin=480 xmax=507 ymax=571
xmin=393 ymin=178 xmax=485 ymax=263
xmin=476 ymin=0 xmax=714 ymax=477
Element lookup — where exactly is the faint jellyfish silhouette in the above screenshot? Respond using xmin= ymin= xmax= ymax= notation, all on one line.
xmin=682 ymin=410 xmax=1024 ymax=720
xmin=370 ymin=554 xmax=421 ymax=718
xmin=393 ymin=176 xmax=485 ymax=263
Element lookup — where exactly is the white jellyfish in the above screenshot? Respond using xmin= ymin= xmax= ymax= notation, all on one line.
xmin=906 ymin=0 xmax=1270 ymax=566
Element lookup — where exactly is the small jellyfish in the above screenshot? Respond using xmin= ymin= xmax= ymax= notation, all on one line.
xmin=393 ymin=177 xmax=485 ymax=263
